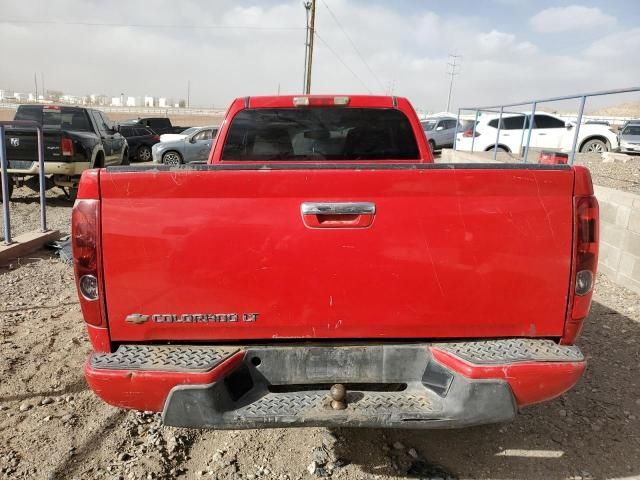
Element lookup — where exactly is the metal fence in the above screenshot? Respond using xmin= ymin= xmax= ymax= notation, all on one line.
xmin=0 ymin=120 xmax=48 ymax=245
xmin=453 ymin=86 xmax=640 ymax=164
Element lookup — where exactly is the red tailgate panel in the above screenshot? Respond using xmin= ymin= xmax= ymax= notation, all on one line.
xmin=100 ymin=167 xmax=574 ymax=342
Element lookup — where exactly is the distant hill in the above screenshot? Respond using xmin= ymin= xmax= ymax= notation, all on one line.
xmin=588 ymin=101 xmax=640 ymax=118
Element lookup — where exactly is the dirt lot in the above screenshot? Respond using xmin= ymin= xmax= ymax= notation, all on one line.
xmin=1 ymin=186 xmax=639 ymax=480
xmin=0 ymin=108 xmax=223 ymax=127
xmin=576 ymin=155 xmax=640 ymax=194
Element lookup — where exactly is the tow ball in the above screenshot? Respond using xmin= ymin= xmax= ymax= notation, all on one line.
xmin=330 ymin=384 xmax=347 ymax=410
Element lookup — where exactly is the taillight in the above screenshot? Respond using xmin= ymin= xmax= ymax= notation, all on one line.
xmin=153 ymin=135 xmax=160 ymax=141
xmin=562 ymin=187 xmax=599 ymax=344
xmin=61 ymin=137 xmax=74 ymax=156
xmin=462 ymin=129 xmax=480 ymax=137
xmin=573 ymin=196 xmax=598 ymax=299
xmin=72 ymin=198 xmax=104 ymax=327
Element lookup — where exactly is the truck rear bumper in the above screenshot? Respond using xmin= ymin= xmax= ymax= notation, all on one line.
xmin=85 ymin=340 xmax=585 ymax=429
xmin=8 ymin=161 xmax=90 ymax=176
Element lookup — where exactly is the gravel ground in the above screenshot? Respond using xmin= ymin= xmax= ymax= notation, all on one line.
xmin=437 ymin=150 xmax=640 ymax=194
xmin=1 ymin=180 xmax=639 ymax=480
xmin=0 ymin=187 xmax=72 ymax=241
xmin=574 ymin=154 xmax=640 ymax=194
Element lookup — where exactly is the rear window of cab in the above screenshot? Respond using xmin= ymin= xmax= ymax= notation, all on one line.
xmin=221 ymin=108 xmax=420 ymax=161
xmin=15 ymin=106 xmax=92 ymax=132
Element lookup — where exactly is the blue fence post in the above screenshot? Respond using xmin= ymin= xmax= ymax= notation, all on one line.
xmin=453 ymin=108 xmax=461 ymax=151
xmin=569 ymin=96 xmax=586 ymax=165
xmin=0 ymin=125 xmax=12 ymax=245
xmin=518 ymin=114 xmax=527 ymax=158
xmin=522 ymin=102 xmax=537 ymax=163
xmin=493 ymin=106 xmax=504 ymax=161
xmin=470 ymin=110 xmax=480 ymax=153
xmin=36 ymin=126 xmax=47 ymax=232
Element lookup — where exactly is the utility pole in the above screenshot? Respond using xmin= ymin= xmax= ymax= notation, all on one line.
xmin=302 ymin=2 xmax=311 ymax=92
xmin=187 ymin=80 xmax=190 ymax=108
xmin=41 ymin=72 xmax=45 ymax=101
xmin=303 ymin=0 xmax=316 ymax=95
xmin=446 ymin=53 xmax=461 ymax=113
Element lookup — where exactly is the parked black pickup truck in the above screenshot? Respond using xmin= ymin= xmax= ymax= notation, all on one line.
xmin=121 ymin=117 xmax=190 ymax=135
xmin=4 ymin=105 xmax=128 ymax=200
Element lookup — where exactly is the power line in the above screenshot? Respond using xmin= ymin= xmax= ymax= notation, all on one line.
xmin=319 ymin=0 xmax=385 ymax=93
xmin=313 ymin=31 xmax=372 ymax=93
xmin=1 ymin=19 xmax=304 ymax=30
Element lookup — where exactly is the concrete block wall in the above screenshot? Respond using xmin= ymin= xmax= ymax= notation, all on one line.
xmin=595 ymin=185 xmax=640 ymax=294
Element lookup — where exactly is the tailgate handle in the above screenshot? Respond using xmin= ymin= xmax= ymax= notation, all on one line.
xmin=301 ymin=202 xmax=375 ymax=215
xmin=301 ymin=202 xmax=376 ymax=228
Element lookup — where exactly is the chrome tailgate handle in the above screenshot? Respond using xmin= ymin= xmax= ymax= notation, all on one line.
xmin=301 ymin=202 xmax=376 ymax=215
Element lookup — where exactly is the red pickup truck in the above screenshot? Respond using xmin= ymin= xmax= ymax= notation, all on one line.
xmin=72 ymin=95 xmax=598 ymax=429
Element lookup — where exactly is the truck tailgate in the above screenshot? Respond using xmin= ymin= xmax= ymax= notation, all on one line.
xmin=100 ymin=165 xmax=574 ymax=342
xmin=4 ymin=128 xmax=60 ymax=166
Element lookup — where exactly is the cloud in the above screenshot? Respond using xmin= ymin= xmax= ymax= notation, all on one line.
xmin=0 ymin=0 xmax=637 ymax=113
xmin=476 ymin=30 xmax=538 ymax=56
xmin=530 ymin=5 xmax=616 ymax=33
xmin=586 ymin=28 xmax=640 ymax=58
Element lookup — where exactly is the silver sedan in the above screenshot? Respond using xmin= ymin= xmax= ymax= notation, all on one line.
xmin=152 ymin=126 xmax=219 ymax=165
xmin=421 ymin=117 xmax=461 ymax=151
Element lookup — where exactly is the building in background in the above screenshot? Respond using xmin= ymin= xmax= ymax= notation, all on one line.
xmin=47 ymin=90 xmax=63 ymax=102
xmin=61 ymin=94 xmax=83 ymax=105
xmin=0 ymin=88 xmax=189 ymax=108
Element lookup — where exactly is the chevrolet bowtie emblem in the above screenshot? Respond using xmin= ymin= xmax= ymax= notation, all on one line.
xmin=125 ymin=314 xmax=150 ymax=324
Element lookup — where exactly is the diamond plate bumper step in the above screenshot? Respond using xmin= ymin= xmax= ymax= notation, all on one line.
xmin=437 ymin=339 xmax=584 ymax=364
xmin=235 ymin=390 xmax=435 ymax=418
xmin=90 ymin=345 xmax=238 ymax=372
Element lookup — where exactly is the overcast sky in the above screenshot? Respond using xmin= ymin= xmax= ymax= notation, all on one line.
xmin=1 ymin=0 xmax=639 ymax=112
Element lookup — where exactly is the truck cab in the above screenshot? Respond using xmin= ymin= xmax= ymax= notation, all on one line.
xmin=123 ymin=117 xmax=189 ymax=135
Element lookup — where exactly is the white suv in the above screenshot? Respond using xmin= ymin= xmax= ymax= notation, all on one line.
xmin=456 ymin=112 xmax=619 ymax=154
